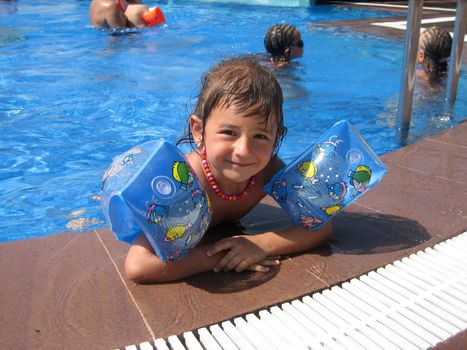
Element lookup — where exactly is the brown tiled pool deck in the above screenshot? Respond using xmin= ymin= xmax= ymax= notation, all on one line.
xmin=1 ymin=2 xmax=466 ymax=349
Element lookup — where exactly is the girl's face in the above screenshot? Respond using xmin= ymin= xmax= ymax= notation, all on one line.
xmin=191 ymin=104 xmax=277 ymax=185
xmin=289 ymin=30 xmax=304 ymax=60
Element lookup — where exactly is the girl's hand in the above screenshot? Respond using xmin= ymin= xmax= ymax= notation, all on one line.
xmin=206 ymin=236 xmax=279 ymax=273
xmin=246 ymin=257 xmax=281 ymax=272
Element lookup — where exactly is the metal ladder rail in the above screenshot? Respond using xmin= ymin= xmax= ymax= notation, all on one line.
xmin=446 ymin=0 xmax=467 ymax=103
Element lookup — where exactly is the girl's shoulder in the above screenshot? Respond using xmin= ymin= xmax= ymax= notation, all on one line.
xmin=186 ymin=151 xmax=203 ymax=175
xmin=258 ymin=156 xmax=285 ymax=185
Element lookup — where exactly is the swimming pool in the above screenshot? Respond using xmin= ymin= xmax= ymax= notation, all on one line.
xmin=1 ymin=0 xmax=465 ymax=242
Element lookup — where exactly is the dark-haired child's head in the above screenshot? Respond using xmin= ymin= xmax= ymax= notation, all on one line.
xmin=178 ymin=57 xmax=286 ymax=155
xmin=418 ymin=26 xmax=452 ymax=81
xmin=264 ymin=24 xmax=303 ymax=63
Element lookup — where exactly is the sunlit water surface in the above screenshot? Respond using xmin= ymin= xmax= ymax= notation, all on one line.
xmin=0 ymin=0 xmax=465 ymax=241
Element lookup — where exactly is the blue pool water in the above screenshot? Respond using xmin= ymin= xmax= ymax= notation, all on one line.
xmin=1 ymin=1 xmax=465 ymax=242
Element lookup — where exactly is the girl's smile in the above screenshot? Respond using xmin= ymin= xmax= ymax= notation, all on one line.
xmin=225 ymin=159 xmax=254 ymax=167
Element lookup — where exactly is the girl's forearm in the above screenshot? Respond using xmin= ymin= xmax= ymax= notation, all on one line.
xmin=125 ymin=223 xmax=332 ymax=283
xmin=125 ymin=235 xmax=223 ymax=283
xmin=251 ymin=222 xmax=332 ymax=257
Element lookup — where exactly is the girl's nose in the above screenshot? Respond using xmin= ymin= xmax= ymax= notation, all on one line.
xmin=234 ymin=137 xmax=251 ymax=157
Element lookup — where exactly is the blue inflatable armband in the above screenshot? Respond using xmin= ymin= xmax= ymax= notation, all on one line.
xmin=101 ymin=140 xmax=212 ymax=261
xmin=264 ymin=120 xmax=387 ymax=230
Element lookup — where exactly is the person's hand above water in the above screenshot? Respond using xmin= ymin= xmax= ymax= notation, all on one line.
xmin=206 ymin=235 xmax=280 ymax=273
xmin=125 ymin=3 xmax=149 ymax=27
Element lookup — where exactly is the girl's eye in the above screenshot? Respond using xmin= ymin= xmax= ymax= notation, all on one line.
xmin=255 ymin=134 xmax=269 ymax=140
xmin=220 ymin=130 xmax=235 ymax=136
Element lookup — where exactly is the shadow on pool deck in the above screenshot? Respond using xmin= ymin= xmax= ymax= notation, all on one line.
xmin=1 ymin=122 xmax=466 ymax=349
xmin=1 ymin=2 xmax=466 ymax=349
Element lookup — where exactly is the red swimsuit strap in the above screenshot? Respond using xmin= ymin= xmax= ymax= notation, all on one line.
xmin=116 ymin=0 xmax=125 ymax=13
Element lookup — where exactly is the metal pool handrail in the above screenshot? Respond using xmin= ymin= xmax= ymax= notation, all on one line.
xmin=446 ymin=0 xmax=466 ymax=104
xmin=396 ymin=0 xmax=423 ymax=144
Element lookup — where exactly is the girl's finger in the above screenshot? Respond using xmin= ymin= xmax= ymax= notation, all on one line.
xmin=247 ymin=264 xmax=270 ymax=272
xmin=235 ymin=259 xmax=254 ymax=273
xmin=259 ymin=259 xmax=281 ymax=266
xmin=206 ymin=239 xmax=233 ymax=257
xmin=223 ymin=254 xmax=244 ymax=272
xmin=267 ymin=256 xmax=281 ymax=260
xmin=213 ymin=251 xmax=238 ymax=272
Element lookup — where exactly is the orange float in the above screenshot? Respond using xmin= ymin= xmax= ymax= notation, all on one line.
xmin=142 ymin=6 xmax=166 ymax=27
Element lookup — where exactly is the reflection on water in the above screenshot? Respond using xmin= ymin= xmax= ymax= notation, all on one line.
xmin=0 ymin=0 xmax=16 ymax=15
xmin=274 ymin=64 xmax=310 ymax=101
xmin=377 ymin=76 xmax=460 ymax=146
xmin=0 ymin=0 xmax=465 ymax=242
xmin=0 ymin=26 xmax=22 ymax=46
xmin=250 ymin=53 xmax=310 ymax=101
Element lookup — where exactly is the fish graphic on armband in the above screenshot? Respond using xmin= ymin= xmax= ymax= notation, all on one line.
xmin=172 ymin=161 xmax=194 ymax=190
xmin=327 ymin=181 xmax=347 ymax=202
xmin=191 ymin=188 xmax=206 ymax=208
xmin=300 ymin=215 xmax=323 ymax=229
xmin=146 ymin=204 xmax=169 ymax=224
xmin=164 ymin=223 xmax=189 ymax=242
xmin=316 ymin=136 xmax=343 ymax=160
xmin=349 ymin=165 xmax=372 ymax=193
xmin=271 ymin=179 xmax=288 ymax=202
xmin=321 ymin=204 xmax=343 ymax=216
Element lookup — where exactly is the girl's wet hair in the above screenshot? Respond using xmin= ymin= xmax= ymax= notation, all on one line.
xmin=264 ymin=23 xmax=297 ymax=61
xmin=178 ymin=56 xmax=286 ymax=154
xmin=419 ymin=26 xmax=452 ymax=80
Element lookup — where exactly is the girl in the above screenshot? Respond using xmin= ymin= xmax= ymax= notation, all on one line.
xmin=417 ymin=27 xmax=452 ymax=84
xmin=125 ymin=57 xmax=332 ymax=283
xmin=264 ymin=24 xmax=304 ymax=67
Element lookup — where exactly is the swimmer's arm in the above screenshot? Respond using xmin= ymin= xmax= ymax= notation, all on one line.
xmin=256 ymin=223 xmax=332 ymax=256
xmin=125 ymin=4 xmax=149 ymax=27
xmin=124 ymin=234 xmax=278 ymax=283
xmin=106 ymin=8 xmax=130 ymax=28
xmin=207 ymin=222 xmax=332 ymax=273
xmin=125 ymin=234 xmax=219 ymax=283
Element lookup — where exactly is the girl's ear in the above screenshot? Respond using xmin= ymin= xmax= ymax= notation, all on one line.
xmin=189 ymin=114 xmax=203 ymax=147
xmin=284 ymin=48 xmax=291 ymax=59
xmin=417 ymin=50 xmax=426 ymax=64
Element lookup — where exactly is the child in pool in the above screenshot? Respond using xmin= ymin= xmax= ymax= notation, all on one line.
xmin=264 ymin=24 xmax=304 ymax=67
xmin=124 ymin=57 xmax=332 ymax=283
xmin=89 ymin=0 xmax=162 ymax=29
xmin=417 ymin=26 xmax=452 ymax=86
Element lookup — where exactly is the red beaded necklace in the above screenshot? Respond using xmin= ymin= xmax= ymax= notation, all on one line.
xmin=200 ymin=146 xmax=256 ymax=201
